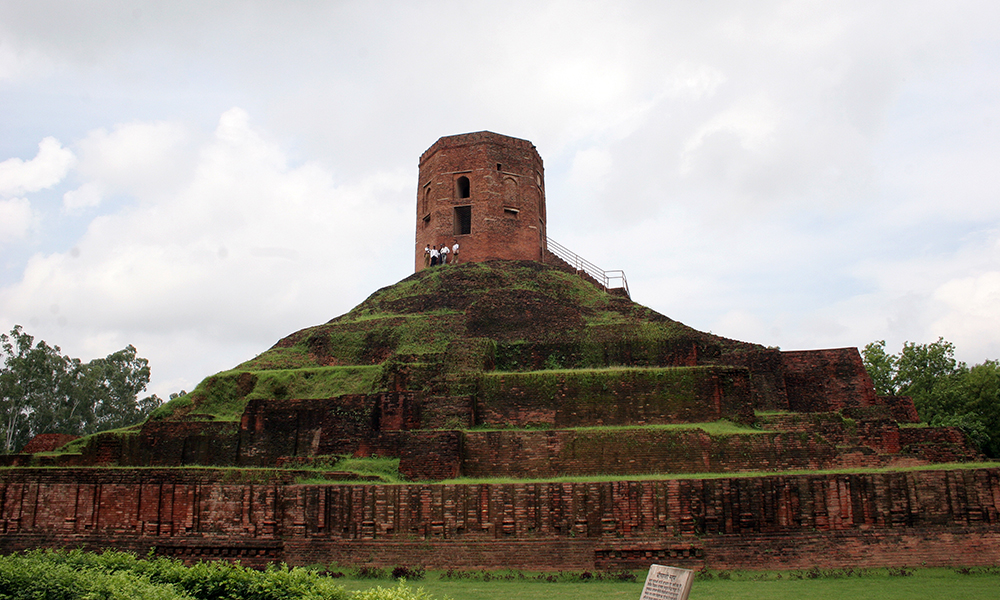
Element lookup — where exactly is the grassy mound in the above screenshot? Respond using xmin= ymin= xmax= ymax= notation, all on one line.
xmin=152 ymin=261 xmax=765 ymax=422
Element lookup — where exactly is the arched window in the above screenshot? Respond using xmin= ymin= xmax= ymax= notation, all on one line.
xmin=456 ymin=176 xmax=470 ymax=199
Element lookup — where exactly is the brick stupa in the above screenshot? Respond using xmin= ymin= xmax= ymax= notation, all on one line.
xmin=1 ymin=132 xmax=997 ymax=572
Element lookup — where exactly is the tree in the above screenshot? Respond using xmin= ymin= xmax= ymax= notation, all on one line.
xmin=0 ymin=325 xmax=162 ymax=453
xmin=861 ymin=340 xmax=897 ymax=396
xmin=0 ymin=326 xmax=74 ymax=453
xmin=78 ymin=345 xmax=156 ymax=432
xmin=958 ymin=360 xmax=1000 ymax=457
xmin=862 ymin=338 xmax=1000 ymax=458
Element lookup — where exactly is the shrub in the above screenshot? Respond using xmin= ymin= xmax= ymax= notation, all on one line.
xmin=351 ymin=580 xmax=436 ymax=600
xmin=391 ymin=565 xmax=426 ymax=580
xmin=354 ymin=566 xmax=388 ymax=579
xmin=0 ymin=549 xmax=349 ymax=600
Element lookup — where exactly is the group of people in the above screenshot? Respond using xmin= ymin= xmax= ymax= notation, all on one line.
xmin=424 ymin=242 xmax=459 ymax=267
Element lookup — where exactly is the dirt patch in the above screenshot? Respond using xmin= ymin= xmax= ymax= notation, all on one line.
xmin=236 ymin=372 xmax=258 ymax=397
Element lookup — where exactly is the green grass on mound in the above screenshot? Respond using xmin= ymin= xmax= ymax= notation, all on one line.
xmin=296 ymin=456 xmax=404 ymax=484
xmin=436 ymin=461 xmax=1000 ymax=485
xmin=150 ymin=365 xmax=383 ymax=421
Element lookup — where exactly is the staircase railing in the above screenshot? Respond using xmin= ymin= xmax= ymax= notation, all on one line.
xmin=546 ymin=237 xmax=630 ymax=297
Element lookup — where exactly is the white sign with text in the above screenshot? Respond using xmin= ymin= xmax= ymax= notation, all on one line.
xmin=639 ymin=564 xmax=693 ymax=600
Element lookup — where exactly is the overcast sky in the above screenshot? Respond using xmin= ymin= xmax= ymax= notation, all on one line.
xmin=2 ymin=1 xmax=999 ymax=400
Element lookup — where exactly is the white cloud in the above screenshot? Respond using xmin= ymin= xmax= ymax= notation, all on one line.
xmin=3 ymin=1 xmax=1000 ymax=395
xmin=0 ymin=198 xmax=33 ymax=243
xmin=74 ymin=120 xmax=194 ymax=201
xmin=0 ymin=137 xmax=75 ymax=197
xmin=932 ymin=271 xmax=1000 ymax=361
xmin=568 ymin=147 xmax=613 ymax=189
xmin=679 ymin=93 xmax=779 ymax=176
xmin=661 ymin=63 xmax=727 ymax=100
xmin=62 ymin=182 xmax=104 ymax=211
xmin=0 ymin=107 xmax=412 ymax=398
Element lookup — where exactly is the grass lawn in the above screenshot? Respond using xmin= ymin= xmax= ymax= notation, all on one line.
xmin=337 ymin=568 xmax=1000 ymax=600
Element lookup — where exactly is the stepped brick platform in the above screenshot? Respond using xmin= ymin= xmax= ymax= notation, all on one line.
xmin=1 ymin=468 xmax=998 ymax=570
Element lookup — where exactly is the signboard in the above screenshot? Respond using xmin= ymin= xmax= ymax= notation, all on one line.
xmin=638 ymin=564 xmax=693 ymax=600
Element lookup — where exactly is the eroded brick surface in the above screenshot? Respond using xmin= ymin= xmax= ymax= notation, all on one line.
xmin=2 ymin=468 xmax=998 ymax=570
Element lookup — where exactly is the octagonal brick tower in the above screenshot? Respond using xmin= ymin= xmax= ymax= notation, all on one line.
xmin=415 ymin=131 xmax=546 ymax=271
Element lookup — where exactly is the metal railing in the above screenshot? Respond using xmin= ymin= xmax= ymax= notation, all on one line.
xmin=546 ymin=237 xmax=630 ymax=297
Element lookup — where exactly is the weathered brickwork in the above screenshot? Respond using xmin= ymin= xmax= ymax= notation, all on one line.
xmin=5 ymin=388 xmax=975 ymax=480
xmin=877 ymin=395 xmax=921 ymax=423
xmin=900 ymin=427 xmax=980 ymax=462
xmin=19 ymin=434 xmax=79 ymax=454
xmin=460 ymin=430 xmax=849 ymax=478
xmin=2 ymin=468 xmax=998 ymax=570
xmin=415 ymin=132 xmax=546 ymax=270
xmin=781 ymin=348 xmax=879 ymax=412
xmin=477 ymin=367 xmax=754 ymax=428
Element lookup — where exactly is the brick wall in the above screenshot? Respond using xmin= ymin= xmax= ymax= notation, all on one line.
xmin=719 ymin=347 xmax=789 ymax=411
xmin=460 ymin=430 xmax=850 ymax=478
xmin=477 ymin=367 xmax=754 ymax=428
xmin=781 ymin=348 xmax=878 ymax=412
xmin=2 ymin=468 xmax=998 ymax=570
xmin=876 ymin=395 xmax=921 ymax=423
xmin=900 ymin=427 xmax=981 ymax=462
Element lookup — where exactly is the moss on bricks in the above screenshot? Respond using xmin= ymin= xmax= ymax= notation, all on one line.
xmin=169 ymin=366 xmax=383 ymax=421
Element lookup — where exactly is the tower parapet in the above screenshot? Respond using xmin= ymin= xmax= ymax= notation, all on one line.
xmin=415 ymin=131 xmax=546 ymax=271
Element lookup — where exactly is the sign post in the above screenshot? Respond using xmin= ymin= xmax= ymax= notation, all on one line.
xmin=638 ymin=564 xmax=693 ymax=600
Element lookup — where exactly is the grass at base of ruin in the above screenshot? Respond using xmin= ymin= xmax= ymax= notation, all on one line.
xmin=435 ymin=460 xmax=1000 ymax=485
xmin=337 ymin=567 xmax=1000 ymax=600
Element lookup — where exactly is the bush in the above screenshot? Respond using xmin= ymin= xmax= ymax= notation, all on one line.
xmin=353 ymin=566 xmax=388 ymax=579
xmin=0 ymin=549 xmax=350 ymax=600
xmin=391 ymin=565 xmax=426 ymax=580
xmin=351 ymin=581 xmax=436 ymax=600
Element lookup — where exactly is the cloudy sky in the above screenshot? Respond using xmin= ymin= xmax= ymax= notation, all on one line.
xmin=2 ymin=1 xmax=999 ymax=400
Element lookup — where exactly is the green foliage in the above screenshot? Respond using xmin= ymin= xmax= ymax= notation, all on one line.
xmin=81 ymin=344 xmax=161 ymax=431
xmin=862 ymin=340 xmax=897 ymax=396
xmin=0 ymin=325 xmax=161 ymax=453
xmin=862 ymin=338 xmax=1000 ymax=457
xmin=0 ymin=548 xmax=350 ymax=600
xmin=351 ymin=580 xmax=436 ymax=600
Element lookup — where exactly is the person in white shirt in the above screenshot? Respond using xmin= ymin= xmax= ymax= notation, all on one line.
xmin=430 ymin=246 xmax=440 ymax=266
xmin=451 ymin=241 xmax=460 ymax=264
xmin=439 ymin=243 xmax=450 ymax=265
